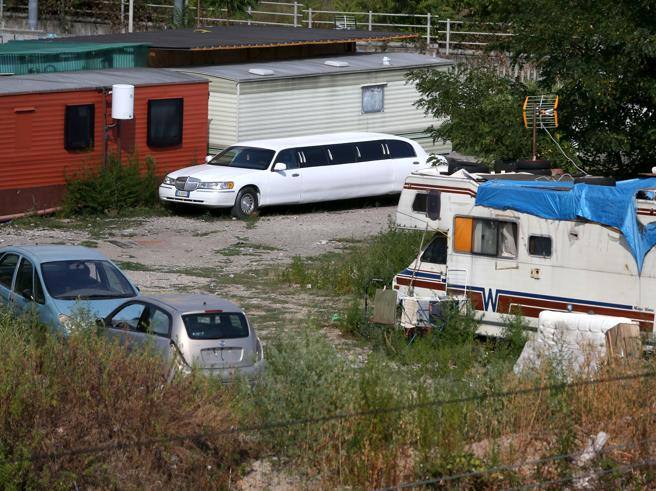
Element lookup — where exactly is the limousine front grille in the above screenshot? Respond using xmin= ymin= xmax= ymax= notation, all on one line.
xmin=175 ymin=177 xmax=200 ymax=191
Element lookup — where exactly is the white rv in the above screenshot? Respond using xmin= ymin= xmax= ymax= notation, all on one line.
xmin=393 ymin=168 xmax=656 ymax=336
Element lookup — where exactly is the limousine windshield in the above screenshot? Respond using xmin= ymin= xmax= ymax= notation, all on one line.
xmin=209 ymin=146 xmax=275 ymax=170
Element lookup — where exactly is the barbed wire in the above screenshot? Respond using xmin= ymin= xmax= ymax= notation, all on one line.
xmin=11 ymin=369 xmax=656 ymax=465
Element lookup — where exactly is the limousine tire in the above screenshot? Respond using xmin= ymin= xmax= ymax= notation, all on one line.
xmin=232 ymin=187 xmax=259 ymax=219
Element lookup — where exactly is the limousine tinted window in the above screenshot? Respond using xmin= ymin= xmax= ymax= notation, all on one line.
xmin=386 ymin=140 xmax=416 ymax=158
xmin=356 ymin=141 xmax=386 ymax=162
xmin=274 ymin=149 xmax=299 ymax=169
xmin=327 ymin=143 xmax=358 ymax=165
xmin=301 ymin=146 xmax=329 ymax=167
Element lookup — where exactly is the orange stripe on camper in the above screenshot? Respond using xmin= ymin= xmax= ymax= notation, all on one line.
xmin=454 ymin=217 xmax=473 ymax=253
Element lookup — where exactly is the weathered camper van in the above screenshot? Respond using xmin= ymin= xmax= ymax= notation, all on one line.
xmin=393 ymin=168 xmax=656 ymax=336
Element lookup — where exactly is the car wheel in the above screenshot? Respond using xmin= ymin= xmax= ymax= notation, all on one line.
xmin=231 ymin=187 xmax=259 ymax=219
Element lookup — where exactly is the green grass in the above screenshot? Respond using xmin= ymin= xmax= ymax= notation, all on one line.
xmin=217 ymin=241 xmax=281 ymax=257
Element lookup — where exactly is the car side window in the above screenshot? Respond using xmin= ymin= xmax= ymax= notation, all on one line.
xmin=386 ymin=140 xmax=416 ymax=158
xmin=274 ymin=149 xmax=299 ymax=169
xmin=147 ymin=307 xmax=171 ymax=337
xmin=33 ymin=271 xmax=46 ymax=304
xmin=356 ymin=141 xmax=387 ymax=162
xmin=13 ymin=258 xmax=34 ymax=298
xmin=300 ymin=146 xmax=329 ymax=167
xmin=326 ymin=143 xmax=358 ymax=165
xmin=0 ymin=254 xmax=19 ymax=289
xmin=110 ymin=303 xmax=148 ymax=331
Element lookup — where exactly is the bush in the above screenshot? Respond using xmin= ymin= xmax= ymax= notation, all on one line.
xmin=0 ymin=306 xmax=248 ymax=488
xmin=62 ymin=154 xmax=160 ymax=216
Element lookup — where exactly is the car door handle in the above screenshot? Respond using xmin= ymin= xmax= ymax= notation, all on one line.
xmin=412 ymin=161 xmax=420 ymax=165
xmin=292 ymin=173 xmax=300 ymax=177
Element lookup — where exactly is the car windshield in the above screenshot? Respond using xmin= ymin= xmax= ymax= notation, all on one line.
xmin=41 ymin=260 xmax=136 ymax=300
xmin=182 ymin=312 xmax=249 ymax=340
xmin=208 ymin=146 xmax=275 ymax=170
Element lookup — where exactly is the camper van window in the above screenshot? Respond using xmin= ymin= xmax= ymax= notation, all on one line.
xmin=529 ymin=235 xmax=552 ymax=257
xmin=65 ymin=104 xmax=94 ymax=151
xmin=300 ymin=146 xmax=329 ymax=167
xmin=412 ymin=193 xmax=427 ymax=213
xmin=148 ymin=98 xmax=183 ymax=148
xmin=455 ymin=217 xmax=518 ymax=258
xmin=421 ymin=236 xmax=447 ymax=264
xmin=386 ymin=140 xmax=416 ymax=158
xmin=327 ymin=143 xmax=358 ymax=165
xmin=356 ymin=141 xmax=387 ymax=162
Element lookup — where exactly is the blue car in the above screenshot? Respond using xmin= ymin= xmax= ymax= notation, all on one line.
xmin=0 ymin=245 xmax=139 ymax=331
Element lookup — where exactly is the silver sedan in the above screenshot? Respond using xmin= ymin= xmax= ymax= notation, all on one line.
xmin=101 ymin=294 xmax=264 ymax=381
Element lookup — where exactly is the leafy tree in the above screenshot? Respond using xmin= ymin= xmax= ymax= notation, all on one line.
xmin=486 ymin=0 xmax=656 ymax=177
xmin=409 ymin=65 xmax=577 ymax=167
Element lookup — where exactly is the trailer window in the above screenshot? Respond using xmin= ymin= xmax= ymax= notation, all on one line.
xmin=454 ymin=217 xmax=517 ymax=258
xmin=65 ymin=104 xmax=94 ymax=151
xmin=529 ymin=235 xmax=552 ymax=257
xmin=148 ymin=98 xmax=183 ymax=148
xmin=362 ymin=85 xmax=385 ymax=113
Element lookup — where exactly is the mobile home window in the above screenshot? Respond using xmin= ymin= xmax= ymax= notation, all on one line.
xmin=412 ymin=193 xmax=427 ymax=213
xmin=386 ymin=140 xmax=416 ymax=158
xmin=421 ymin=236 xmax=447 ymax=264
xmin=148 ymin=98 xmax=183 ymax=148
xmin=453 ymin=217 xmax=518 ymax=258
xmin=529 ymin=235 xmax=552 ymax=257
xmin=65 ymin=104 xmax=95 ymax=151
xmin=362 ymin=85 xmax=385 ymax=113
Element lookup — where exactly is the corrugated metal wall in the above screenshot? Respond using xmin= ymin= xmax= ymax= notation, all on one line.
xmin=0 ymin=82 xmax=208 ymax=216
xmin=205 ymin=68 xmax=450 ymax=155
xmin=208 ymin=79 xmax=238 ymax=148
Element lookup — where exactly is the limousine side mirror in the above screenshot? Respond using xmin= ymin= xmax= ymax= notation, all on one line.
xmin=205 ymin=155 xmax=213 ymax=163
xmin=273 ymin=162 xmax=288 ymax=172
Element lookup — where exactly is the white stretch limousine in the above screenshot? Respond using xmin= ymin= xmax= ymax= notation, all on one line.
xmin=158 ymin=132 xmax=430 ymax=217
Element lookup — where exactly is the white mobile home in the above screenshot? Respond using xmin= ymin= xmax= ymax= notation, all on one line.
xmin=178 ymin=53 xmax=453 ymax=154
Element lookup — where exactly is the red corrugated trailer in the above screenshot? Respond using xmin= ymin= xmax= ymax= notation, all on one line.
xmin=0 ymin=68 xmax=209 ymax=218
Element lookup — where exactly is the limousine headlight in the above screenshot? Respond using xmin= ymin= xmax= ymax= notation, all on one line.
xmin=163 ymin=175 xmax=175 ymax=185
xmin=199 ymin=181 xmax=234 ymax=190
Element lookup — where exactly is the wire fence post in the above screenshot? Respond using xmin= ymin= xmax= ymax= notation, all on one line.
xmin=307 ymin=7 xmax=312 ymax=28
xmin=247 ymin=5 xmax=251 ymax=26
xmin=445 ymin=18 xmax=451 ymax=55
xmin=368 ymin=10 xmax=372 ymax=31
xmin=426 ymin=13 xmax=431 ymax=45
xmin=293 ymin=1 xmax=298 ymax=27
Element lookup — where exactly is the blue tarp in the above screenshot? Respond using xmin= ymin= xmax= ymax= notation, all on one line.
xmin=475 ymin=178 xmax=656 ymax=272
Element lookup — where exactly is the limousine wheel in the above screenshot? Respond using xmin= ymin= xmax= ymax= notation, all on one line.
xmin=232 ymin=187 xmax=259 ymax=219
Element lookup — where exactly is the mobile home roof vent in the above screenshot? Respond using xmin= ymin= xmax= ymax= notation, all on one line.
xmin=248 ymin=68 xmax=275 ymax=76
xmin=324 ymin=60 xmax=350 ymax=67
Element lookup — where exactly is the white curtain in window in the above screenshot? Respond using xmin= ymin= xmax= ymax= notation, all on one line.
xmin=362 ymin=85 xmax=384 ymax=113
xmin=499 ymin=222 xmax=518 ymax=257
xmin=473 ymin=220 xmax=498 ymax=255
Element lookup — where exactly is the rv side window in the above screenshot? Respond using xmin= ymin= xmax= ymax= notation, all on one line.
xmin=412 ymin=193 xmax=427 ymax=213
xmin=300 ymin=146 xmax=329 ymax=167
xmin=386 ymin=140 xmax=416 ymax=158
xmin=421 ymin=236 xmax=447 ymax=264
xmin=356 ymin=141 xmax=387 ymax=162
xmin=327 ymin=143 xmax=358 ymax=165
xmin=529 ymin=235 xmax=552 ymax=257
xmin=454 ymin=217 xmax=518 ymax=258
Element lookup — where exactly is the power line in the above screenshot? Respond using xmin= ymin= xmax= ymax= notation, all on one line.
xmin=13 ymin=370 xmax=656 ymax=465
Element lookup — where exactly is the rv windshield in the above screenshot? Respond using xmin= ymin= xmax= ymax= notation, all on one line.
xmin=208 ymin=146 xmax=275 ymax=170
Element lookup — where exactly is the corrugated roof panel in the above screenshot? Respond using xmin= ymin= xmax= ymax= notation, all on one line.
xmin=0 ymin=68 xmax=207 ymax=96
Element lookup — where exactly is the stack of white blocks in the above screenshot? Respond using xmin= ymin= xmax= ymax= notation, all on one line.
xmin=514 ymin=311 xmax=637 ymax=375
